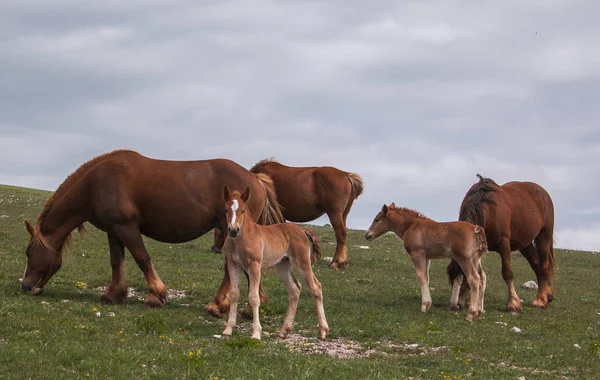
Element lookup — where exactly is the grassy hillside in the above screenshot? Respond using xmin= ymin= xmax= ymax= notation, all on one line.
xmin=1 ymin=184 xmax=599 ymax=379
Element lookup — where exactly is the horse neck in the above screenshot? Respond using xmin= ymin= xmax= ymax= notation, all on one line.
xmin=237 ymin=211 xmax=260 ymax=241
xmin=38 ymin=186 xmax=87 ymax=248
xmin=389 ymin=212 xmax=418 ymax=239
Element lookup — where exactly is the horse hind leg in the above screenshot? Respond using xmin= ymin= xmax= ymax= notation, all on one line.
xmin=294 ymin=252 xmax=329 ymax=340
xmin=210 ymin=228 xmax=224 ymax=253
xmin=113 ymin=224 xmax=167 ymax=308
xmin=275 ymin=259 xmax=301 ymax=339
xmin=532 ymin=229 xmax=554 ymax=308
xmin=100 ymin=233 xmax=128 ymax=305
xmin=449 ymin=273 xmax=464 ymax=311
xmin=326 ymin=211 xmax=349 ymax=269
xmin=458 ymin=260 xmax=481 ymax=322
xmin=499 ymin=239 xmax=522 ymax=314
xmin=477 ymin=259 xmax=487 ymax=316
xmin=205 ymin=260 xmax=232 ymax=317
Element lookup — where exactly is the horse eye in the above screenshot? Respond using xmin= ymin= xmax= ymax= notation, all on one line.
xmin=242 ymin=210 xmax=245 ymax=214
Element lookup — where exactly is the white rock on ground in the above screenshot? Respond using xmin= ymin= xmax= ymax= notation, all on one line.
xmin=522 ymin=281 xmax=538 ymax=289
xmin=510 ymin=326 xmax=522 ymax=333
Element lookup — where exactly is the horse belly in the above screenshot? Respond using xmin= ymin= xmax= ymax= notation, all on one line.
xmin=138 ymin=214 xmax=213 ymax=243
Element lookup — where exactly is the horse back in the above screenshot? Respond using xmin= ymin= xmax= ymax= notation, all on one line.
xmin=404 ymin=220 xmax=481 ymax=259
xmin=83 ymin=152 xmax=266 ymax=242
xmin=487 ymin=181 xmax=554 ymax=250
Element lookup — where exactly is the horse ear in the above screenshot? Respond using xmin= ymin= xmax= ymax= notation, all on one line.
xmin=389 ymin=202 xmax=396 ymax=208
xmin=241 ymin=186 xmax=251 ymax=203
xmin=382 ymin=204 xmax=388 ymax=215
xmin=24 ymin=220 xmax=34 ymax=236
xmin=223 ymin=185 xmax=231 ymax=201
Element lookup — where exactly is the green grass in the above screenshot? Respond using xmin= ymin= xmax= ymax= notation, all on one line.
xmin=1 ymin=184 xmax=599 ymax=379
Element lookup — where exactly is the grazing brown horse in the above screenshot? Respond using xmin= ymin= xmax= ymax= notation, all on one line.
xmin=448 ymin=174 xmax=556 ymax=313
xmin=221 ymin=185 xmax=329 ymax=340
xmin=365 ymin=203 xmax=488 ymax=321
xmin=243 ymin=159 xmax=364 ymax=269
xmin=21 ymin=150 xmax=283 ymax=312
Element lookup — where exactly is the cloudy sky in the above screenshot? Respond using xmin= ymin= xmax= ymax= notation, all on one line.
xmin=0 ymin=0 xmax=598 ymax=251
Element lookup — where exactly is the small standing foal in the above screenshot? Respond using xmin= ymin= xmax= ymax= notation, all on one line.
xmin=364 ymin=203 xmax=488 ymax=321
xmin=221 ymin=185 xmax=329 ymax=340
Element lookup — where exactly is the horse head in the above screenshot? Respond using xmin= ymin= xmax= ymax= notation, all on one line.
xmin=223 ymin=185 xmax=251 ymax=238
xmin=21 ymin=220 xmax=63 ymax=294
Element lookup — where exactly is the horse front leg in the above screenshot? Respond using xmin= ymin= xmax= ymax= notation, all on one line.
xmin=247 ymin=262 xmax=263 ymax=340
xmin=113 ymin=224 xmax=166 ymax=308
xmin=100 ymin=233 xmax=128 ymax=304
xmin=499 ymin=239 xmax=521 ymax=314
xmin=223 ymin=260 xmax=242 ymax=337
xmin=410 ymin=253 xmax=432 ymax=313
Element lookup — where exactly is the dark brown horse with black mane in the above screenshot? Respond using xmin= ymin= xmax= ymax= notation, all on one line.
xmin=448 ymin=174 xmax=555 ymax=313
xmin=21 ymin=150 xmax=284 ymax=314
xmin=238 ymin=159 xmax=364 ymax=269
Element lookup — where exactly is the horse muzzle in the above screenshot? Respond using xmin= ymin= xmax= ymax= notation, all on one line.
xmin=228 ymin=226 xmax=240 ymax=238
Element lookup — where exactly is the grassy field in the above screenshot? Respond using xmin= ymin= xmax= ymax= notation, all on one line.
xmin=1 ymin=184 xmax=599 ymax=379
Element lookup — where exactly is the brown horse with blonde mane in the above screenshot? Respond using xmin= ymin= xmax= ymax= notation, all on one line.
xmin=365 ymin=203 xmax=488 ymax=321
xmin=448 ymin=174 xmax=556 ymax=313
xmin=242 ymin=159 xmax=364 ymax=269
xmin=221 ymin=185 xmax=329 ymax=340
xmin=21 ymin=150 xmax=283 ymax=312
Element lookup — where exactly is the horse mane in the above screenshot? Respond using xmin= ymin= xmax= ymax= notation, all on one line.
xmin=33 ymin=149 xmax=137 ymax=254
xmin=249 ymin=158 xmax=278 ymax=173
xmin=389 ymin=205 xmax=431 ymax=220
xmin=458 ymin=174 xmax=499 ymax=225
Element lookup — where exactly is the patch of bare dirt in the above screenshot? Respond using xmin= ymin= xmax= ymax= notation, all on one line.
xmin=281 ymin=334 xmax=379 ymax=359
xmin=280 ymin=335 xmax=448 ymax=360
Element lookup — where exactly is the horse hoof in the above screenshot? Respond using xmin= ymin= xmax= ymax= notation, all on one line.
xmin=532 ymin=299 xmax=548 ymax=309
xmin=210 ymin=244 xmax=222 ymax=254
xmin=449 ymin=304 xmax=461 ymax=311
xmin=100 ymin=292 xmax=126 ymax=305
xmin=145 ymin=299 xmax=165 ymax=308
xmin=504 ymin=305 xmax=521 ymax=315
xmin=319 ymin=329 xmax=328 ymax=340
xmin=329 ymin=261 xmax=348 ymax=270
xmin=145 ymin=293 xmax=166 ymax=308
xmin=204 ymin=303 xmax=225 ymax=318
xmin=465 ymin=314 xmax=475 ymax=322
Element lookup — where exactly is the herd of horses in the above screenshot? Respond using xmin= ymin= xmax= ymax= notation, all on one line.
xmin=20 ymin=149 xmax=556 ymax=340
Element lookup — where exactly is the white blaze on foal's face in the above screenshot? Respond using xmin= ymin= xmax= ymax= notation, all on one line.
xmin=230 ymin=199 xmax=239 ymax=227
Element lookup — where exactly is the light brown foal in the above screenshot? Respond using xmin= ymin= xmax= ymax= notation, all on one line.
xmin=221 ymin=185 xmax=329 ymax=340
xmin=365 ymin=203 xmax=488 ymax=321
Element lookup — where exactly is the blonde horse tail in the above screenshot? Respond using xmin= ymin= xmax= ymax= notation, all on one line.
xmin=303 ymin=228 xmax=322 ymax=264
xmin=474 ymin=226 xmax=488 ymax=257
xmin=254 ymin=172 xmax=285 ymax=225
xmin=347 ymin=172 xmax=364 ymax=199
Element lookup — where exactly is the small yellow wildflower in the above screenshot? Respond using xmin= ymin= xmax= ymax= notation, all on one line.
xmin=91 ymin=307 xmax=98 ymax=312
xmin=120 ymin=338 xmax=124 ymax=343
xmin=84 ymin=373 xmax=90 ymax=377
xmin=76 ymin=281 xmax=86 ymax=288
xmin=429 ymin=321 xmax=433 ymax=325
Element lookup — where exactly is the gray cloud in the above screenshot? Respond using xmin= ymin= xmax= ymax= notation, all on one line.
xmin=0 ymin=0 xmax=598 ymax=251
